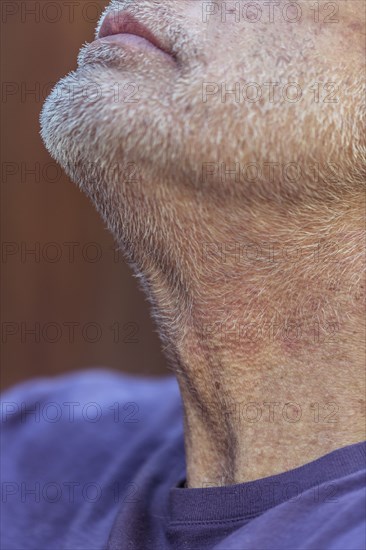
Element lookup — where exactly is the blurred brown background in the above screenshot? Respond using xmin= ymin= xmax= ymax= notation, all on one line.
xmin=1 ymin=0 xmax=168 ymax=390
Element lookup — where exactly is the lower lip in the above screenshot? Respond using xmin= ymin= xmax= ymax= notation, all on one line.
xmin=95 ymin=33 xmax=175 ymax=63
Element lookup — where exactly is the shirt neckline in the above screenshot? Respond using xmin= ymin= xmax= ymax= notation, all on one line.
xmin=169 ymin=440 xmax=366 ymax=523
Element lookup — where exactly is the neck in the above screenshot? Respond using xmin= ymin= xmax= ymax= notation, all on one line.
xmin=116 ymin=187 xmax=366 ymax=488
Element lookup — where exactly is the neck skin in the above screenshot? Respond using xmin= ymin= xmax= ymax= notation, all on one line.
xmin=118 ymin=186 xmax=366 ymax=488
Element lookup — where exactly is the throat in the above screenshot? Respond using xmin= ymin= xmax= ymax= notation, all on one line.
xmin=124 ymin=193 xmax=366 ymax=488
xmin=175 ymin=330 xmax=365 ymax=487
xmin=154 ymin=255 xmax=365 ymax=487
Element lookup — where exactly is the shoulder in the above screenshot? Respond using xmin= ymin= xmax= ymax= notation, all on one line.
xmin=1 ymin=368 xmax=182 ymax=481
xmin=1 ymin=369 xmax=183 ymax=549
xmin=1 ymin=367 xmax=180 ymax=407
xmin=1 ymin=368 xmax=181 ymax=429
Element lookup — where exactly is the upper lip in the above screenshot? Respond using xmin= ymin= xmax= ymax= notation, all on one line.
xmin=97 ymin=10 xmax=175 ymax=58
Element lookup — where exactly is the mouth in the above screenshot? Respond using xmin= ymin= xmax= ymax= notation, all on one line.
xmin=97 ymin=10 xmax=176 ymax=62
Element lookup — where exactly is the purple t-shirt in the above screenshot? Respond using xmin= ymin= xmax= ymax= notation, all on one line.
xmin=1 ymin=369 xmax=365 ymax=549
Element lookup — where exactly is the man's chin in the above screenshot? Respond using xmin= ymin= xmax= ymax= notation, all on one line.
xmin=39 ymin=59 xmax=188 ymax=206
xmin=41 ymin=65 xmax=145 ymax=171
